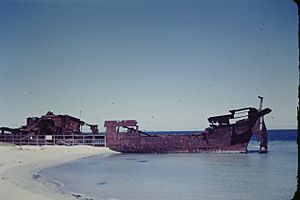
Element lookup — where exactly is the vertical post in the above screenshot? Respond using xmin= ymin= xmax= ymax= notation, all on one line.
xmin=256 ymin=96 xmax=264 ymax=130
xmin=92 ymin=135 xmax=95 ymax=147
xmin=79 ymin=111 xmax=82 ymax=132
xmin=258 ymin=96 xmax=263 ymax=111
xmin=258 ymin=96 xmax=264 ymax=130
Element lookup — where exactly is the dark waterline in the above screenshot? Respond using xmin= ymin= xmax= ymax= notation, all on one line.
xmin=145 ymin=129 xmax=298 ymax=142
xmin=94 ymin=129 xmax=297 ymax=141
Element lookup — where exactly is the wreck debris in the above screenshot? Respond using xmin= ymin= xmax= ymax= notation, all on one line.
xmin=0 ymin=97 xmax=272 ymax=153
xmin=104 ymin=97 xmax=272 ymax=153
xmin=0 ymin=111 xmax=104 ymax=146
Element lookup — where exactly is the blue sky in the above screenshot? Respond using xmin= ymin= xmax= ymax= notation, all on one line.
xmin=0 ymin=0 xmax=298 ymax=131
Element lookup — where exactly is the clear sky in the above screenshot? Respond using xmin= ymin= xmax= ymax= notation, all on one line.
xmin=0 ymin=0 xmax=298 ymax=131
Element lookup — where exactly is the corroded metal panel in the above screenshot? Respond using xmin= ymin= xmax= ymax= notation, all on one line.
xmin=105 ymin=100 xmax=272 ymax=153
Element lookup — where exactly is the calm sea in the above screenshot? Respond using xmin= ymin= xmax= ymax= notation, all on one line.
xmin=40 ymin=129 xmax=297 ymax=200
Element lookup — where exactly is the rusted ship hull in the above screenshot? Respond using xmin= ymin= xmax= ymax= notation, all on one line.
xmin=105 ymin=124 xmax=253 ymax=153
xmin=105 ymin=130 xmax=251 ymax=154
xmin=105 ymin=98 xmax=272 ymax=154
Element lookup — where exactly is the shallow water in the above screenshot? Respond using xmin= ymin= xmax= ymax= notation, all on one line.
xmin=40 ymin=139 xmax=297 ymax=200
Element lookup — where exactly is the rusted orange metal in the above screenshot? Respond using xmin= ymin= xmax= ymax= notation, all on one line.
xmin=104 ymin=98 xmax=271 ymax=153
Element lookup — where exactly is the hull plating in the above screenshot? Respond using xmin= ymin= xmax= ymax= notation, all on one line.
xmin=104 ymin=105 xmax=272 ymax=154
xmin=106 ymin=124 xmax=252 ymax=153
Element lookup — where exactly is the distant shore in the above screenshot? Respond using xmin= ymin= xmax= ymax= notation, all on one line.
xmin=0 ymin=144 xmax=115 ymax=200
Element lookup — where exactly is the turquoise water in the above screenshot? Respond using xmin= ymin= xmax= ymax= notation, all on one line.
xmin=40 ymin=131 xmax=297 ymax=200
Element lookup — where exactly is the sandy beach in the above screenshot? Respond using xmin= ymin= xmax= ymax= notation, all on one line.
xmin=0 ymin=143 xmax=115 ymax=200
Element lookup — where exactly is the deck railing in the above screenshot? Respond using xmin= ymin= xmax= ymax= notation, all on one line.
xmin=0 ymin=133 xmax=105 ymax=146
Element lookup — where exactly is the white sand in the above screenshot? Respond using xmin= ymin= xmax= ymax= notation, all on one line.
xmin=0 ymin=144 xmax=115 ymax=200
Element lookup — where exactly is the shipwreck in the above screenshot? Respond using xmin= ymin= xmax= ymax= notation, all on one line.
xmin=104 ymin=97 xmax=272 ymax=153
xmin=0 ymin=111 xmax=104 ymax=146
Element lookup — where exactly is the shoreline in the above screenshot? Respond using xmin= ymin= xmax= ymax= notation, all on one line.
xmin=0 ymin=144 xmax=116 ymax=200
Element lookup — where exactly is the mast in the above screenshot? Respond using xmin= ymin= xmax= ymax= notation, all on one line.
xmin=252 ymin=96 xmax=263 ymax=133
xmin=252 ymin=96 xmax=268 ymax=153
xmin=258 ymin=96 xmax=268 ymax=153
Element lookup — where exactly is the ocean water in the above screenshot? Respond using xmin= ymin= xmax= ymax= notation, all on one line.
xmin=40 ymin=130 xmax=297 ymax=200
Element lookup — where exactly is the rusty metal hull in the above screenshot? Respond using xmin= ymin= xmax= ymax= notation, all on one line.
xmin=106 ymin=125 xmax=252 ymax=153
xmin=104 ymin=103 xmax=272 ymax=154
